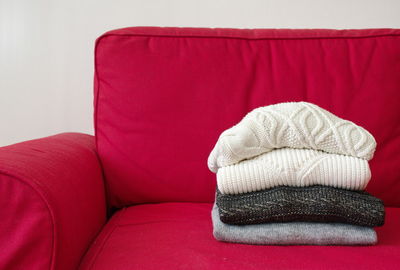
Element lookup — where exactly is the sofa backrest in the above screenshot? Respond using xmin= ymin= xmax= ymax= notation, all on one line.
xmin=94 ymin=27 xmax=400 ymax=208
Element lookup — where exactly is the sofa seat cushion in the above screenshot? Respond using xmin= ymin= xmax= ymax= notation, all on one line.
xmin=80 ymin=203 xmax=400 ymax=270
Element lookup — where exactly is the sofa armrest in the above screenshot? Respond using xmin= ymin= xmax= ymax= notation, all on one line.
xmin=0 ymin=133 xmax=107 ymax=270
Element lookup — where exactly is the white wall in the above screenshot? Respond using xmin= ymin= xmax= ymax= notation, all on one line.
xmin=1 ymin=0 xmax=399 ymax=146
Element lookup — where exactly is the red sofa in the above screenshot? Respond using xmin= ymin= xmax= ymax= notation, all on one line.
xmin=1 ymin=27 xmax=400 ymax=270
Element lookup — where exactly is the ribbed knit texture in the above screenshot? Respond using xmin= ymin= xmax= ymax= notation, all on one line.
xmin=216 ymin=186 xmax=385 ymax=227
xmin=217 ymin=148 xmax=371 ymax=194
xmin=212 ymin=204 xmax=377 ymax=246
xmin=208 ymin=102 xmax=376 ymax=172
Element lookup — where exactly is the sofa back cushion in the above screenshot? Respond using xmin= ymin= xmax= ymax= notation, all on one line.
xmin=94 ymin=27 xmax=400 ymax=207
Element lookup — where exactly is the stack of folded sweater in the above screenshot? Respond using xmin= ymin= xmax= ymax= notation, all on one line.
xmin=208 ymin=102 xmax=385 ymax=245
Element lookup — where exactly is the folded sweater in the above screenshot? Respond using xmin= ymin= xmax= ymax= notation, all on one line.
xmin=216 ymin=186 xmax=385 ymax=227
xmin=217 ymin=148 xmax=371 ymax=194
xmin=212 ymin=204 xmax=377 ymax=246
xmin=208 ymin=102 xmax=376 ymax=172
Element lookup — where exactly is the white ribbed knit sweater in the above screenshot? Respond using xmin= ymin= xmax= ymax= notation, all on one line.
xmin=217 ymin=148 xmax=371 ymax=194
xmin=208 ymin=102 xmax=376 ymax=173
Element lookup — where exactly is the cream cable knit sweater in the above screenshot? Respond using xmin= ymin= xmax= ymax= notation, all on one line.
xmin=217 ymin=148 xmax=371 ymax=194
xmin=208 ymin=102 xmax=376 ymax=173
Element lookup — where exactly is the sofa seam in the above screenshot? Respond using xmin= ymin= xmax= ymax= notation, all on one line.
xmin=94 ymin=35 xmax=115 ymax=208
xmin=0 ymin=169 xmax=56 ymax=270
xmin=97 ymin=31 xmax=400 ymax=42
xmin=89 ymin=207 xmax=127 ymax=270
xmin=94 ymin=37 xmax=101 ymax=153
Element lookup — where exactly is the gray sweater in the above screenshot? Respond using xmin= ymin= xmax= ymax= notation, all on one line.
xmin=212 ymin=204 xmax=377 ymax=246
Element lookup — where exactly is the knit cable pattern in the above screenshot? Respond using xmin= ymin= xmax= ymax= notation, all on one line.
xmin=216 ymin=185 xmax=385 ymax=227
xmin=217 ymin=148 xmax=371 ymax=194
xmin=208 ymin=102 xmax=376 ymax=172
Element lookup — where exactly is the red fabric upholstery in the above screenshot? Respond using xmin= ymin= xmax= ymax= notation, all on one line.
xmin=95 ymin=27 xmax=400 ymax=207
xmin=0 ymin=133 xmax=106 ymax=270
xmin=3 ymin=27 xmax=400 ymax=269
xmin=80 ymin=203 xmax=400 ymax=270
